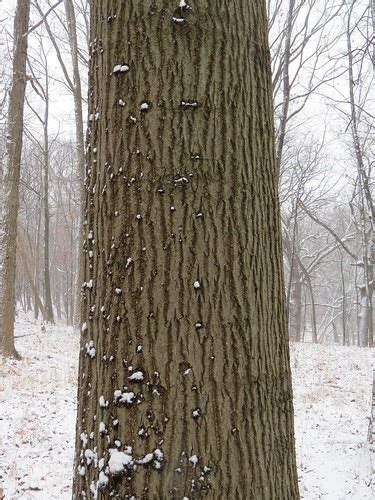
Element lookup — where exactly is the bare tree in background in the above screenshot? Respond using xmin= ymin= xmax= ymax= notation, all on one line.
xmin=345 ymin=0 xmax=374 ymax=347
xmin=35 ymin=0 xmax=87 ymax=325
xmin=0 ymin=0 xmax=31 ymax=358
xmin=268 ymin=0 xmax=344 ymax=171
xmin=15 ymin=135 xmax=80 ymax=326
xmin=25 ymin=38 xmax=56 ymax=323
xmin=268 ymin=0 xmax=346 ymax=341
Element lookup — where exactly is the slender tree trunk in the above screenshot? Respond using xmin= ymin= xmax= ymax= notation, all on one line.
xmin=275 ymin=0 xmax=295 ymax=171
xmin=63 ymin=0 xmax=86 ymax=328
xmin=63 ymin=0 xmax=85 ymax=178
xmin=289 ymin=262 xmax=302 ymax=342
xmin=306 ymin=276 xmax=318 ymax=343
xmin=340 ymin=253 xmax=347 ymax=345
xmin=19 ymin=245 xmax=46 ymax=321
xmin=73 ymin=2 xmax=299 ymax=498
xmin=297 ymin=258 xmax=317 ymax=343
xmin=55 ymin=276 xmax=62 ymax=321
xmin=69 ymin=225 xmax=75 ymax=326
xmin=284 ymin=221 xmax=304 ymax=342
xmin=33 ymin=200 xmax=42 ymax=320
xmin=285 ymin=197 xmax=303 ymax=341
xmin=358 ymin=285 xmax=369 ymax=347
xmin=25 ymin=286 xmax=31 ymax=312
xmin=346 ymin=7 xmax=374 ymax=347
xmin=1 ymin=0 xmax=31 ymax=358
xmin=42 ymin=76 xmax=54 ymax=324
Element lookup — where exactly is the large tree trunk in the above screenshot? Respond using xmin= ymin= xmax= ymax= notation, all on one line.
xmin=0 ymin=0 xmax=31 ymax=358
xmin=73 ymin=2 xmax=299 ymax=498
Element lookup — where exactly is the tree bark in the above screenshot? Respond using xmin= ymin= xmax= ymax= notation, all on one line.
xmin=358 ymin=284 xmax=369 ymax=347
xmin=0 ymin=0 xmax=31 ymax=358
xmin=63 ymin=0 xmax=86 ymax=327
xmin=275 ymin=0 xmax=295 ymax=171
xmin=18 ymin=243 xmax=47 ymax=321
xmin=289 ymin=270 xmax=303 ymax=342
xmin=73 ymin=2 xmax=299 ymax=498
xmin=346 ymin=6 xmax=374 ymax=347
xmin=340 ymin=252 xmax=347 ymax=345
xmin=63 ymin=0 xmax=85 ymax=179
xmin=42 ymin=75 xmax=54 ymax=324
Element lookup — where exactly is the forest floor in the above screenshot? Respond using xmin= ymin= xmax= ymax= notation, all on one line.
xmin=0 ymin=313 xmax=373 ymax=499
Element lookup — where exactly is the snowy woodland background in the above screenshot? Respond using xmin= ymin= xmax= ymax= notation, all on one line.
xmin=0 ymin=0 xmax=374 ymax=498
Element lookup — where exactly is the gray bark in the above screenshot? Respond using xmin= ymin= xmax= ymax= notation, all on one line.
xmin=0 ymin=0 xmax=31 ymax=358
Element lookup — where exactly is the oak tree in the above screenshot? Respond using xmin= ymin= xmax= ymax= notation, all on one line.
xmin=74 ymin=1 xmax=299 ymax=498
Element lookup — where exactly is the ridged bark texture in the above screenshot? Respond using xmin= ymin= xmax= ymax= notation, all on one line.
xmin=74 ymin=1 xmax=299 ymax=499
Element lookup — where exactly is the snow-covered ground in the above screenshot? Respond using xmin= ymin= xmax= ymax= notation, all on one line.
xmin=0 ymin=314 xmax=77 ymax=499
xmin=292 ymin=342 xmax=374 ymax=499
xmin=0 ymin=314 xmax=373 ymax=499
